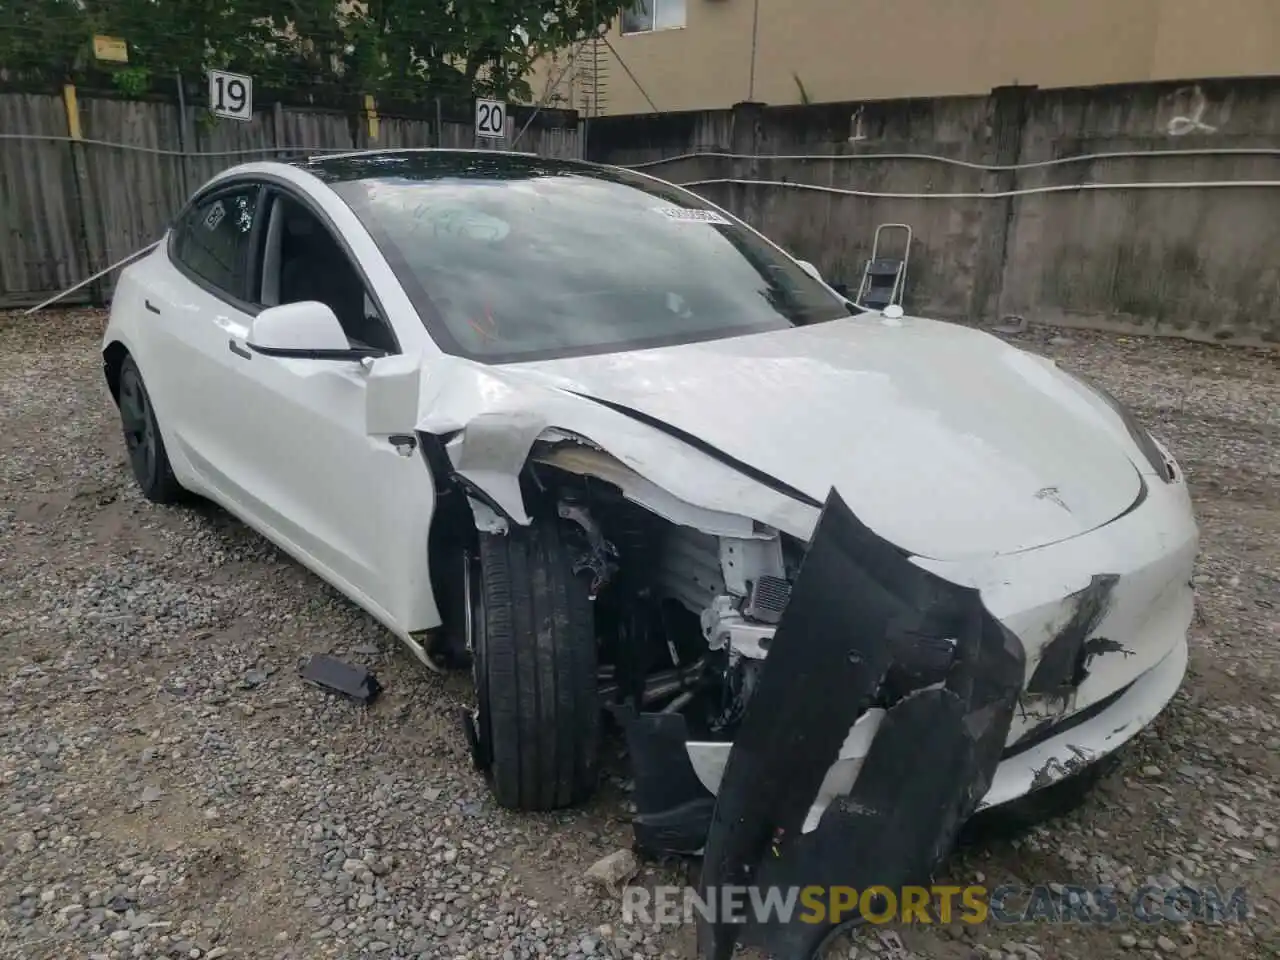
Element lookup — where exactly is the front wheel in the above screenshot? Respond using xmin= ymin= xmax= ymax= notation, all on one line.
xmin=470 ymin=517 xmax=600 ymax=811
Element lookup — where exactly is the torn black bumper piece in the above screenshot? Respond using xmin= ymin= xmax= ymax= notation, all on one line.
xmin=697 ymin=490 xmax=1026 ymax=960
xmin=300 ymin=655 xmax=383 ymax=705
xmin=617 ymin=708 xmax=716 ymax=857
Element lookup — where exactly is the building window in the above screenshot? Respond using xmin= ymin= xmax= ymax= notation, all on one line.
xmin=621 ymin=0 xmax=686 ymax=34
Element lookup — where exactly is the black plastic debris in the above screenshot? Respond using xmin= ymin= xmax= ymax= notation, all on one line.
xmin=106 ymin=894 xmax=137 ymax=913
xmin=299 ymin=655 xmax=382 ymax=705
xmin=616 ymin=706 xmax=716 ymax=857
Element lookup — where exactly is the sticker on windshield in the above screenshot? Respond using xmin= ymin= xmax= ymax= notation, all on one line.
xmin=654 ymin=206 xmax=730 ymax=224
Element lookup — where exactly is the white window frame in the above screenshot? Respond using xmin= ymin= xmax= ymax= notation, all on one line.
xmin=620 ymin=0 xmax=687 ymax=35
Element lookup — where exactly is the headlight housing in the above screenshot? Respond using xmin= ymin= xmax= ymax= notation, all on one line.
xmin=1077 ymin=376 xmax=1176 ymax=483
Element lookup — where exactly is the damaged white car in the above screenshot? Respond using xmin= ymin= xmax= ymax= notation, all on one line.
xmin=104 ymin=150 xmax=1196 ymax=953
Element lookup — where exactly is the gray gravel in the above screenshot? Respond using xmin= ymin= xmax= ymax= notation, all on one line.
xmin=1 ymin=310 xmax=1277 ymax=960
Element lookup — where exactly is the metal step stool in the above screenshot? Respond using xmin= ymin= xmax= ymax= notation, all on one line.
xmin=856 ymin=223 xmax=913 ymax=311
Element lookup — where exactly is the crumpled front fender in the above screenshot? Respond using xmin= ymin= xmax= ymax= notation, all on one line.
xmin=412 ymin=358 xmax=821 ymax=537
xmin=698 ymin=489 xmax=1025 ymax=959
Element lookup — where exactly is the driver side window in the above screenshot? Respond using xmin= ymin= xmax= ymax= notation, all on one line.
xmin=255 ymin=192 xmax=398 ymax=355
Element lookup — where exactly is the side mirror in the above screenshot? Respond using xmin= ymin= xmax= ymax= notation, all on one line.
xmin=795 ymin=260 xmax=824 ymax=282
xmin=247 ymin=301 xmax=370 ymax=360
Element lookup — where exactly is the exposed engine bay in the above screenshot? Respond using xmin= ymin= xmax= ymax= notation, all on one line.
xmin=534 ymin=436 xmax=804 ymax=739
xmin=448 ymin=431 xmax=991 ymax=856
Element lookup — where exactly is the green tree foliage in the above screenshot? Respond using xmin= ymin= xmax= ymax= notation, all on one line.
xmin=0 ymin=0 xmax=93 ymax=80
xmin=0 ymin=0 xmax=623 ymax=103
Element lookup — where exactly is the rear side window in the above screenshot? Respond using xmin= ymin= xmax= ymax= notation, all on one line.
xmin=171 ymin=186 xmax=260 ymax=298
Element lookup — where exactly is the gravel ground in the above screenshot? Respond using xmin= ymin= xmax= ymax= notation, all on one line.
xmin=0 ymin=309 xmax=1276 ymax=960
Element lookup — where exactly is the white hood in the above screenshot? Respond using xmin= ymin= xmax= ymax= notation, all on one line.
xmin=509 ymin=317 xmax=1143 ymax=560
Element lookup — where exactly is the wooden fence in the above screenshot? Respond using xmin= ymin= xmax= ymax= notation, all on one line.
xmin=0 ymin=89 xmax=581 ymax=306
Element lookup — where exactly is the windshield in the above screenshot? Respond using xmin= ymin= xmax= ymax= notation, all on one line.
xmin=322 ymin=153 xmax=852 ymax=363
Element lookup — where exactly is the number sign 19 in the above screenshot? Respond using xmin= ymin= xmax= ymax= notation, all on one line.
xmin=209 ymin=70 xmax=253 ymax=122
xmin=475 ymin=99 xmax=507 ymax=139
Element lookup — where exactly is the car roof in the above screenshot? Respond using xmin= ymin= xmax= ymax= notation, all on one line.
xmin=291 ymin=148 xmax=613 ymax=185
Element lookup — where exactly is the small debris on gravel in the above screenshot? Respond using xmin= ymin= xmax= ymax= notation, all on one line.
xmin=299 ymin=654 xmax=383 ymax=705
xmin=585 ymin=849 xmax=640 ymax=894
xmin=1 ymin=309 xmax=1276 ymax=959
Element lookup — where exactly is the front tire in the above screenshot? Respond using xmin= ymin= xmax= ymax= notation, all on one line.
xmin=472 ymin=517 xmax=600 ymax=810
xmin=117 ymin=355 xmax=183 ymax=504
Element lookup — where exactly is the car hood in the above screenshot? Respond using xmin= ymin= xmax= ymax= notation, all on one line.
xmin=509 ymin=316 xmax=1143 ymax=560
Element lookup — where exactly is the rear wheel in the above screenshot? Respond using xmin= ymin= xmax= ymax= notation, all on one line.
xmin=470 ymin=517 xmax=600 ymax=810
xmin=117 ymin=355 xmax=183 ymax=504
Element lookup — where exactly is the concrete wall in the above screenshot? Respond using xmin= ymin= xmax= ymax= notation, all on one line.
xmin=587 ymin=78 xmax=1280 ymax=345
xmin=1001 ymin=81 xmax=1280 ymax=343
xmin=532 ymin=0 xmax=1280 ymax=116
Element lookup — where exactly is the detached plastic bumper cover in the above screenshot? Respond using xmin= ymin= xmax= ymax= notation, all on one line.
xmin=697 ymin=490 xmax=1025 ymax=959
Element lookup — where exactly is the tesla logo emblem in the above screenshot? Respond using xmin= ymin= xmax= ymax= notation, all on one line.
xmin=1034 ymin=486 xmax=1071 ymax=513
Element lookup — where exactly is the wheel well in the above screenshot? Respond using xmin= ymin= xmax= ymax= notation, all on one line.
xmin=422 ymin=480 xmax=482 ymax=665
xmin=420 ymin=444 xmax=736 ymax=695
xmin=103 ymin=341 xmax=129 ymax=404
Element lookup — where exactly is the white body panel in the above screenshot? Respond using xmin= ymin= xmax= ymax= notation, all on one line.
xmin=510 ymin=316 xmax=1144 ymax=560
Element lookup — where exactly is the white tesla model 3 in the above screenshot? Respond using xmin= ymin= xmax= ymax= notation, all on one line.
xmin=103 ymin=149 xmax=1197 ymax=900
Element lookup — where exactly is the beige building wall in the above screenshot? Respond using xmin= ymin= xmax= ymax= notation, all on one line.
xmin=1151 ymin=0 xmax=1280 ymax=80
xmin=529 ymin=0 xmax=1280 ymax=116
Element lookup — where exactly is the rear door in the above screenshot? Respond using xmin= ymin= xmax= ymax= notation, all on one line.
xmin=143 ymin=181 xmax=267 ymax=504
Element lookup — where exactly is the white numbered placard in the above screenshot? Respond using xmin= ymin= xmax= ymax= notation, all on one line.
xmin=209 ymin=70 xmax=253 ymax=122
xmin=475 ymin=99 xmax=507 ymax=139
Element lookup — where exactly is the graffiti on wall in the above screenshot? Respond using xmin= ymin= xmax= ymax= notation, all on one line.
xmin=1160 ymin=85 xmax=1219 ymax=136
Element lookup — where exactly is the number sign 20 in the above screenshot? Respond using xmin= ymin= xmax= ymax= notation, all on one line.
xmin=475 ymin=99 xmax=507 ymax=139
xmin=209 ymin=70 xmax=253 ymax=122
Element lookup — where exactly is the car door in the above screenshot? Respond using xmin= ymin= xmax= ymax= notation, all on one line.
xmin=215 ymin=185 xmax=435 ymax=632
xmin=145 ymin=180 xmax=270 ymax=504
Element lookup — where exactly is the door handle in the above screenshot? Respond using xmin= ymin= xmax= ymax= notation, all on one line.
xmin=144 ymin=299 xmax=161 ymax=315
xmin=228 ymin=339 xmax=252 ymax=359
